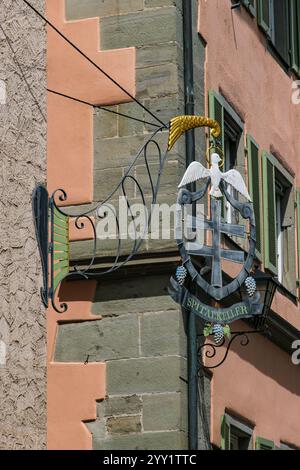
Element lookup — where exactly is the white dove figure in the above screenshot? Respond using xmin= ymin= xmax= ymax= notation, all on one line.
xmin=178 ymin=153 xmax=252 ymax=201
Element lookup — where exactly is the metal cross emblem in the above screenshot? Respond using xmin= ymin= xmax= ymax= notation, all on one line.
xmin=187 ymin=198 xmax=246 ymax=288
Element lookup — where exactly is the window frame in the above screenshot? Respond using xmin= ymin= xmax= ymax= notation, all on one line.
xmin=262 ymin=152 xmax=295 ymax=277
xmin=256 ymin=436 xmax=275 ymax=450
xmin=244 ymin=0 xmax=300 ymax=78
xmin=221 ymin=413 xmax=254 ymax=450
xmin=247 ymin=134 xmax=263 ymax=261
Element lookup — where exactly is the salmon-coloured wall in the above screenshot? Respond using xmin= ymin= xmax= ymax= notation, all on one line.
xmin=208 ymin=320 xmax=300 ymax=448
xmin=46 ymin=0 xmax=136 ymax=449
xmin=47 ymin=281 xmax=105 ymax=450
xmin=47 ymin=0 xmax=135 ymax=205
xmin=199 ymin=0 xmax=300 ymax=448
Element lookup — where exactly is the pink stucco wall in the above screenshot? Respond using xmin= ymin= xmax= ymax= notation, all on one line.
xmin=199 ymin=0 xmax=300 ymax=448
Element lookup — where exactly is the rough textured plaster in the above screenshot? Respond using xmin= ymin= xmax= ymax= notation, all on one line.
xmin=0 ymin=0 xmax=46 ymax=449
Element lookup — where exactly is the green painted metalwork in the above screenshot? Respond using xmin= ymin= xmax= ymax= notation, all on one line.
xmin=52 ymin=206 xmax=70 ymax=294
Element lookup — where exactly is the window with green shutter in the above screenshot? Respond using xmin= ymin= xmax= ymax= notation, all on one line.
xmin=255 ymin=1 xmax=300 ymax=73
xmin=209 ymin=91 xmax=225 ymax=218
xmin=257 ymin=0 xmax=271 ymax=35
xmin=247 ymin=135 xmax=262 ymax=260
xmin=262 ymin=151 xmax=277 ymax=274
xmin=256 ymin=436 xmax=275 ymax=450
xmin=290 ymin=0 xmax=300 ymax=74
xmin=208 ymin=90 xmax=224 ymax=151
xmin=262 ymin=152 xmax=297 ymax=293
xmin=221 ymin=414 xmax=253 ymax=450
xmin=221 ymin=415 xmax=230 ymax=450
xmin=208 ymin=91 xmax=245 ymax=228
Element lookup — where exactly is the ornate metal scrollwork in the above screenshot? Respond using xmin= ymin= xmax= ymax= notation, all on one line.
xmin=33 ymin=126 xmax=168 ymax=312
xmin=197 ymin=330 xmax=260 ymax=370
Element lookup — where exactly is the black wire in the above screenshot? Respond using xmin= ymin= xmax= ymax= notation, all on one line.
xmin=21 ymin=0 xmax=168 ymax=129
xmin=47 ymin=88 xmax=162 ymax=128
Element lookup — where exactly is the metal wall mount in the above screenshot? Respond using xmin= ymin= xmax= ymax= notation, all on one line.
xmin=32 ymin=127 xmax=167 ymax=312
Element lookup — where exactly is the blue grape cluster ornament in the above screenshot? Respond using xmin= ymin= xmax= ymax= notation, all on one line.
xmin=212 ymin=323 xmax=224 ymax=344
xmin=203 ymin=323 xmax=231 ymax=345
xmin=176 ymin=265 xmax=187 ymax=286
xmin=245 ymin=276 xmax=256 ymax=297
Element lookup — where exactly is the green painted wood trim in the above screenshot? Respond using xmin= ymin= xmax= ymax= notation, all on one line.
xmin=247 ymin=134 xmax=263 ymax=261
xmin=208 ymin=90 xmax=224 ymax=148
xmin=290 ymin=0 xmax=300 ymax=74
xmin=54 ymin=206 xmax=68 ymax=222
xmin=257 ymin=0 xmax=271 ymax=35
xmin=265 ymin=152 xmax=294 ymax=185
xmin=54 ymin=260 xmax=69 ymax=271
xmin=262 ymin=151 xmax=278 ymax=275
xmin=53 ymin=225 xmax=68 ymax=237
xmin=53 ymin=267 xmax=69 ymax=292
xmin=255 ymin=436 xmax=275 ymax=450
xmin=54 ymin=213 xmax=68 ymax=228
xmin=221 ymin=415 xmax=230 ymax=450
xmin=53 ymin=251 xmax=69 ymax=261
xmin=53 ymin=233 xmax=68 ymax=244
xmin=53 ymin=245 xmax=69 ymax=254
xmin=209 ymin=90 xmax=225 ymax=218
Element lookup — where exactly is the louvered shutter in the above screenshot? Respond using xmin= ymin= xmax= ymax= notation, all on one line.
xmin=208 ymin=90 xmax=224 ymax=151
xmin=256 ymin=437 xmax=275 ymax=450
xmin=290 ymin=0 xmax=300 ymax=74
xmin=221 ymin=415 xmax=230 ymax=450
xmin=208 ymin=91 xmax=225 ymax=217
xmin=257 ymin=0 xmax=271 ymax=35
xmin=272 ymin=0 xmax=290 ymax=65
xmin=247 ymin=135 xmax=262 ymax=260
xmin=262 ymin=151 xmax=277 ymax=274
xmin=282 ymin=186 xmax=296 ymax=295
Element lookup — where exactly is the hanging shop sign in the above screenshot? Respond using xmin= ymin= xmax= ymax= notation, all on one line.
xmin=169 ymin=278 xmax=262 ymax=324
xmin=167 ymin=116 xmax=263 ymax=342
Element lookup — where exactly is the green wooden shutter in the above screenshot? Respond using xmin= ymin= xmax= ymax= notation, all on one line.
xmin=257 ymin=0 xmax=271 ymax=35
xmin=247 ymin=135 xmax=262 ymax=260
xmin=290 ymin=0 xmax=300 ymax=74
xmin=209 ymin=91 xmax=225 ymax=217
xmin=297 ymin=189 xmax=300 ymax=295
xmin=282 ymin=186 xmax=296 ymax=294
xmin=52 ymin=206 xmax=70 ymax=292
xmin=242 ymin=0 xmax=257 ymax=16
xmin=262 ymin=151 xmax=277 ymax=274
xmin=221 ymin=415 xmax=230 ymax=450
xmin=256 ymin=437 xmax=275 ymax=450
xmin=208 ymin=90 xmax=224 ymax=151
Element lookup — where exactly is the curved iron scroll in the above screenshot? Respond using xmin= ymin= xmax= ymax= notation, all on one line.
xmin=34 ymin=126 xmax=169 ymax=312
xmin=197 ymin=330 xmax=261 ymax=369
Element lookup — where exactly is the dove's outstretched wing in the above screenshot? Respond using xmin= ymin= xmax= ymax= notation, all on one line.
xmin=178 ymin=161 xmax=210 ymax=188
xmin=222 ymin=169 xmax=252 ymax=201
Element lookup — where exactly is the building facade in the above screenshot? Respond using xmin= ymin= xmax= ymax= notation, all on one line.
xmin=1 ymin=0 xmax=300 ymax=450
